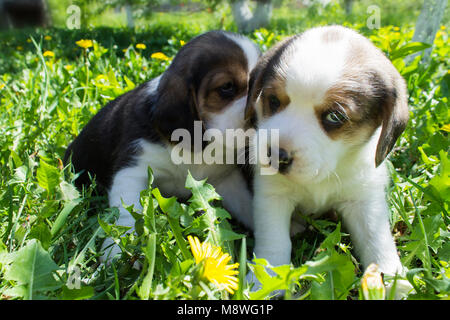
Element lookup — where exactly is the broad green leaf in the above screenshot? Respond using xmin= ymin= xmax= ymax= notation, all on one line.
xmin=97 ymin=216 xmax=131 ymax=238
xmin=59 ymin=181 xmax=80 ymax=201
xmin=306 ymin=251 xmax=356 ymax=300
xmin=2 ymin=285 xmax=28 ymax=299
xmin=9 ymin=149 xmax=23 ymax=168
xmin=310 ymin=272 xmax=334 ymax=300
xmin=184 ymin=171 xmax=237 ymax=247
xmin=29 ymin=224 xmax=52 ymax=250
xmin=124 ymin=75 xmax=135 ymax=90
xmin=36 ymin=160 xmax=60 ymax=193
xmin=185 ymin=171 xmax=222 ymax=210
xmin=390 ymin=42 xmax=432 ymax=60
xmin=216 ymin=227 xmax=244 ymax=243
xmin=137 ymin=233 xmax=156 ymax=300
xmin=152 ymin=188 xmax=184 ymax=219
xmin=107 ymin=67 xmax=120 ymax=88
xmin=319 ymin=223 xmax=342 ymax=250
xmin=403 ymin=214 xmax=444 ymax=267
xmin=249 ymin=259 xmax=308 ymax=300
xmin=438 ymin=242 xmax=450 ymax=262
xmin=249 ymin=259 xmax=287 ymax=300
xmin=141 ymin=190 xmax=156 ymax=234
xmin=51 ymin=200 xmax=80 ymax=236
xmin=427 ymin=150 xmax=450 ymax=201
xmin=3 ymin=239 xmax=61 ymax=299
xmin=61 ymin=285 xmax=94 ymax=300
xmin=152 ymin=188 xmax=191 ymax=260
xmin=12 ymin=165 xmax=27 ymax=183
xmin=423 ymin=276 xmax=450 ymax=293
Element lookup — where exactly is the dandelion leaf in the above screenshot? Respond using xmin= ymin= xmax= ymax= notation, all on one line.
xmin=3 ymin=239 xmax=61 ymax=299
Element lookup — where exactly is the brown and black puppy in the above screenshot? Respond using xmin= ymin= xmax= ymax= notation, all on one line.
xmin=64 ymin=31 xmax=260 ymax=260
xmin=244 ymin=26 xmax=412 ymax=297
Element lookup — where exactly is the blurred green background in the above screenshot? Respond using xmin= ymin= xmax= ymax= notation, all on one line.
xmin=49 ymin=0 xmax=449 ymax=31
xmin=2 ymin=0 xmax=449 ymax=32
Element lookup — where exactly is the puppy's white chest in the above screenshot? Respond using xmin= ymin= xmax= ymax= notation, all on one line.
xmin=292 ymin=182 xmax=338 ymax=215
xmin=262 ymin=173 xmax=351 ymax=216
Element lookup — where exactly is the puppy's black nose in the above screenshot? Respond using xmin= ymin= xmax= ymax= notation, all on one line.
xmin=278 ymin=148 xmax=293 ymax=173
xmin=267 ymin=147 xmax=293 ymax=173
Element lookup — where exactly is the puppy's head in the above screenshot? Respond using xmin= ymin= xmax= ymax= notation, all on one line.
xmin=152 ymin=30 xmax=260 ymax=144
xmin=245 ymin=26 xmax=409 ymax=180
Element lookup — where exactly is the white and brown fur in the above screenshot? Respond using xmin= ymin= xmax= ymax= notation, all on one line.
xmin=64 ymin=31 xmax=260 ymax=260
xmin=244 ymin=26 xmax=411 ymax=294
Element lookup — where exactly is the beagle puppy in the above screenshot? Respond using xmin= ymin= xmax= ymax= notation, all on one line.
xmin=244 ymin=26 xmax=410 ymax=286
xmin=64 ymin=31 xmax=260 ymax=260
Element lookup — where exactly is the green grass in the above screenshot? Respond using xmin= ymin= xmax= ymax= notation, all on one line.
xmin=0 ymin=6 xmax=449 ymax=300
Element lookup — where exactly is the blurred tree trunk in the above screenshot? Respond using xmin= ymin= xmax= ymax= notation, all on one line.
xmin=410 ymin=0 xmax=447 ymax=62
xmin=231 ymin=0 xmax=273 ymax=33
xmin=343 ymin=0 xmax=354 ymax=15
xmin=125 ymin=2 xmax=135 ymax=28
xmin=0 ymin=0 xmax=7 ymax=29
xmin=0 ymin=0 xmax=50 ymax=29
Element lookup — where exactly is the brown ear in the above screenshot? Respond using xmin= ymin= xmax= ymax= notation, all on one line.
xmin=152 ymin=73 xmax=201 ymax=142
xmin=152 ymin=30 xmax=246 ymax=140
xmin=375 ymin=79 xmax=409 ymax=167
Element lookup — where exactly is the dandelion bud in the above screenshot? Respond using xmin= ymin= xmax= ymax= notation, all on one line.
xmin=361 ymin=263 xmax=386 ymax=300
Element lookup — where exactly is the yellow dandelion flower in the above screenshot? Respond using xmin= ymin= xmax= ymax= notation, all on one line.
xmin=441 ymin=25 xmax=446 ymax=30
xmin=76 ymin=39 xmax=93 ymax=49
xmin=441 ymin=124 xmax=450 ymax=132
xmin=180 ymin=40 xmax=186 ymax=46
xmin=136 ymin=43 xmax=146 ymax=50
xmin=0 ymin=84 xmax=5 ymax=90
xmin=151 ymin=52 xmax=170 ymax=61
xmin=43 ymin=50 xmax=55 ymax=58
xmin=188 ymin=235 xmax=239 ymax=294
xmin=44 ymin=35 xmax=52 ymax=41
xmin=27 ymin=38 xmax=32 ymax=43
xmin=64 ymin=64 xmax=74 ymax=71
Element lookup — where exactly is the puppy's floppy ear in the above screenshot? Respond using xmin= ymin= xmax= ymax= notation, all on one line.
xmin=151 ymin=71 xmax=201 ymax=142
xmin=152 ymin=31 xmax=244 ymax=141
xmin=244 ymin=64 xmax=264 ymax=127
xmin=375 ymin=77 xmax=409 ymax=167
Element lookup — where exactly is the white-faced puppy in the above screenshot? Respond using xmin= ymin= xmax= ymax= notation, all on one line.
xmin=244 ymin=26 xmax=410 ymax=283
xmin=64 ymin=31 xmax=260 ymax=260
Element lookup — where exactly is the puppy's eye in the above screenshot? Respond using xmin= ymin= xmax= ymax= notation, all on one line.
xmin=325 ymin=111 xmax=346 ymax=123
xmin=322 ymin=110 xmax=348 ymax=128
xmin=218 ymin=82 xmax=236 ymax=97
xmin=268 ymin=95 xmax=280 ymax=113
